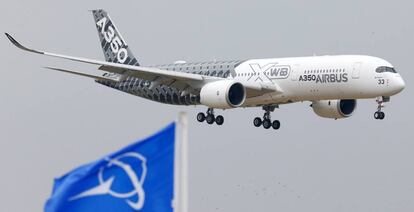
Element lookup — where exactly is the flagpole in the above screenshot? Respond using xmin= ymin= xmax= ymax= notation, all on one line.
xmin=174 ymin=112 xmax=189 ymax=212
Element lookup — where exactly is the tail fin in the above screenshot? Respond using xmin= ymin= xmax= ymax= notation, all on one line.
xmin=91 ymin=9 xmax=140 ymax=66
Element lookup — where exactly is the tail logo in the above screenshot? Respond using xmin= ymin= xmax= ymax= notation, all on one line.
xmin=96 ymin=17 xmax=129 ymax=63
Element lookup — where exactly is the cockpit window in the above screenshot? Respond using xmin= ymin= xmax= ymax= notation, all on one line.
xmin=376 ymin=66 xmax=397 ymax=73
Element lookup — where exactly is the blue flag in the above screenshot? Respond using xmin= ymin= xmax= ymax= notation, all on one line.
xmin=45 ymin=123 xmax=175 ymax=212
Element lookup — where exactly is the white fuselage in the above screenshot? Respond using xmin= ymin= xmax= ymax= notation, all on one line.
xmin=232 ymin=55 xmax=405 ymax=106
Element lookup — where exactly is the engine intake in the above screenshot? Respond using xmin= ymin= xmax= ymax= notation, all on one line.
xmin=200 ymin=81 xmax=246 ymax=109
xmin=312 ymin=99 xmax=357 ymax=119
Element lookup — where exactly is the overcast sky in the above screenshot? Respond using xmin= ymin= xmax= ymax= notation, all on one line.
xmin=1 ymin=0 xmax=413 ymax=211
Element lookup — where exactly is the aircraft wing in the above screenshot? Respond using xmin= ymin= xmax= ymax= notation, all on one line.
xmin=5 ymin=33 xmax=281 ymax=97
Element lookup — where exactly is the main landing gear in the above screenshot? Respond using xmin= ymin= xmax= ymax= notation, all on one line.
xmin=374 ymin=96 xmax=389 ymax=120
xmin=197 ymin=108 xmax=224 ymax=125
xmin=253 ymin=105 xmax=281 ymax=130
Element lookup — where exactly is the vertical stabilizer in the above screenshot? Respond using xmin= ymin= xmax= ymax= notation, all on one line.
xmin=91 ymin=9 xmax=140 ymax=66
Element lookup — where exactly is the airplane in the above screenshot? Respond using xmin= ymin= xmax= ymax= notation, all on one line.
xmin=5 ymin=9 xmax=405 ymax=130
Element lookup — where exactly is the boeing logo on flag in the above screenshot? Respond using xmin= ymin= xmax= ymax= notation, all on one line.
xmin=45 ymin=123 xmax=177 ymax=212
xmin=68 ymin=152 xmax=147 ymax=210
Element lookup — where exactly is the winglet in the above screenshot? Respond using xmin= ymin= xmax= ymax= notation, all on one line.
xmin=5 ymin=33 xmax=44 ymax=54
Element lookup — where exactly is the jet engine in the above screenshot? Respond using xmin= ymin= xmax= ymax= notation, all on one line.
xmin=200 ymin=81 xmax=246 ymax=109
xmin=311 ymin=99 xmax=357 ymax=119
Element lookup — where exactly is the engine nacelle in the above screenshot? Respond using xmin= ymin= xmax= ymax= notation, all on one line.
xmin=200 ymin=81 xmax=246 ymax=109
xmin=311 ymin=99 xmax=357 ymax=119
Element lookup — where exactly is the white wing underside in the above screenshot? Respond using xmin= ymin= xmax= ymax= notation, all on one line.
xmin=5 ymin=33 xmax=281 ymax=98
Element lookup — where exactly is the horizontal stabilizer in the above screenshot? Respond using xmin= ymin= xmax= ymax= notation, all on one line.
xmin=44 ymin=67 xmax=120 ymax=82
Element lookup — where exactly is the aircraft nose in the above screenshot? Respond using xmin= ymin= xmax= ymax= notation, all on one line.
xmin=393 ymin=75 xmax=405 ymax=94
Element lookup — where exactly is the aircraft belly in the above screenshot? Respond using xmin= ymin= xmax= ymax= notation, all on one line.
xmin=97 ymin=79 xmax=200 ymax=106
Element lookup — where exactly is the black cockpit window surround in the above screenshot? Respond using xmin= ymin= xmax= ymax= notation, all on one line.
xmin=376 ymin=66 xmax=397 ymax=73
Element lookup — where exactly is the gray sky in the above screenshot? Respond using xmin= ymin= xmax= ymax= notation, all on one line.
xmin=1 ymin=0 xmax=413 ymax=211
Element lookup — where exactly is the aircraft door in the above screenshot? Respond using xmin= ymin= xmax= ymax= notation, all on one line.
xmin=352 ymin=62 xmax=362 ymax=79
xmin=291 ymin=64 xmax=300 ymax=81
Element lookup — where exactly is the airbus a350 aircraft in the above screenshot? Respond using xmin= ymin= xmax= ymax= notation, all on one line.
xmin=6 ymin=10 xmax=405 ymax=130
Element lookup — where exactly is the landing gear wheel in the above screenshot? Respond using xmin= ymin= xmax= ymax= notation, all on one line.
xmin=374 ymin=97 xmax=389 ymax=120
xmin=374 ymin=111 xmax=385 ymax=120
xmin=197 ymin=113 xmax=206 ymax=122
xmin=379 ymin=112 xmax=385 ymax=120
xmin=253 ymin=117 xmax=262 ymax=127
xmin=374 ymin=112 xmax=380 ymax=119
xmin=272 ymin=120 xmax=281 ymax=130
xmin=206 ymin=114 xmax=215 ymax=125
xmin=263 ymin=119 xmax=271 ymax=129
xmin=215 ymin=115 xmax=224 ymax=125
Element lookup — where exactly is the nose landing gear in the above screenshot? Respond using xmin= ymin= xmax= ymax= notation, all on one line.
xmin=374 ymin=96 xmax=389 ymax=120
xmin=197 ymin=108 xmax=224 ymax=125
xmin=253 ymin=105 xmax=281 ymax=130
